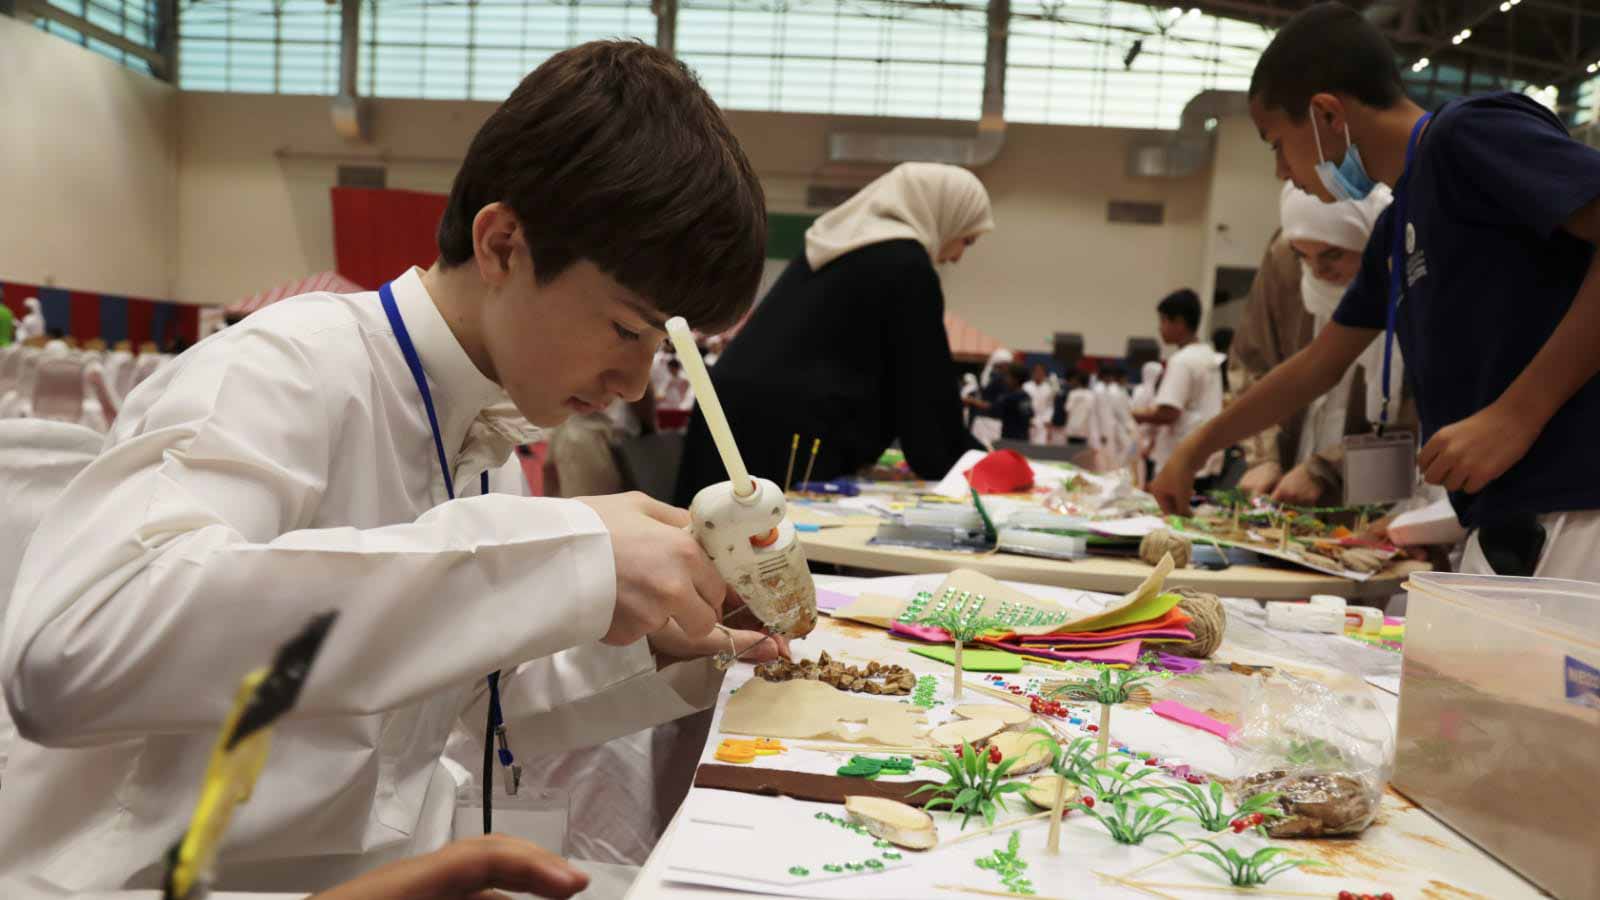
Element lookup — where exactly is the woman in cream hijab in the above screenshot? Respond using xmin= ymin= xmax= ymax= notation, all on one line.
xmin=1270 ymin=181 xmax=1399 ymax=503
xmin=675 ymin=162 xmax=993 ymax=503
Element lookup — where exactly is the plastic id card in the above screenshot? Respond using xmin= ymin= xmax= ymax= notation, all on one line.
xmin=1343 ymin=430 xmax=1417 ymax=505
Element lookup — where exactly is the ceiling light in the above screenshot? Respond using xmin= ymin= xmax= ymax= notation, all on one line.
xmin=1167 ymin=6 xmax=1182 ymax=15
xmin=1498 ymin=1 xmax=1510 ymax=9
xmin=1412 ymin=58 xmax=1430 ymax=73
xmin=1186 ymin=7 xmax=1201 ymax=17
xmin=1590 ymin=63 xmax=1598 ymax=74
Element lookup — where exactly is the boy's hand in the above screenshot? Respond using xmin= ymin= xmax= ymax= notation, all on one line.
xmin=1270 ymin=463 xmax=1326 ymax=505
xmin=308 ymin=834 xmax=588 ymax=900
xmin=576 ymin=492 xmax=724 ymax=646
xmin=1149 ymin=454 xmax=1198 ymax=516
xmin=649 ymin=619 xmax=791 ymax=669
xmin=1418 ymin=403 xmax=1538 ymax=494
xmin=1237 ymin=461 xmax=1283 ymax=497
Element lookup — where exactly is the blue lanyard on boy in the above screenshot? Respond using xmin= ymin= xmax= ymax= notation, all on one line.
xmin=379 ymin=281 xmax=515 ymax=835
xmin=1380 ymin=111 xmax=1432 ymax=434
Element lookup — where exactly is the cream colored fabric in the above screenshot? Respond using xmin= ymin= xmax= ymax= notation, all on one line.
xmin=804 ymin=162 xmax=995 ymax=270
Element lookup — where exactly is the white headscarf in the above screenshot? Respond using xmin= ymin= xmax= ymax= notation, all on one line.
xmin=979 ymin=348 xmax=1014 ymax=391
xmin=1279 ymin=182 xmax=1393 ymax=320
xmin=1277 ymin=182 xmax=1402 ymax=452
xmin=804 ymin=162 xmax=996 ymax=270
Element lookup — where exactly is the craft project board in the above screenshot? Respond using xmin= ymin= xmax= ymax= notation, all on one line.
xmin=1169 ymin=524 xmax=1377 ymax=581
xmin=637 ymin=584 xmax=1539 ymax=900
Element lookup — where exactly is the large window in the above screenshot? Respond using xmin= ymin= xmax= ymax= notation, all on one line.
xmin=1008 ymin=2 xmax=1271 ymax=128
xmin=33 ymin=0 xmax=159 ymax=75
xmin=361 ymin=0 xmax=656 ymax=100
xmin=677 ymin=0 xmax=986 ymax=120
xmin=180 ymin=0 xmax=340 ymax=94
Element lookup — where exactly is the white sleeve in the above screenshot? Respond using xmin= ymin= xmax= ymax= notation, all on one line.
xmin=462 ymin=645 xmax=720 ymax=759
xmin=1 ymin=337 xmax=618 ymax=746
xmin=1153 ymin=354 xmax=1195 ymax=412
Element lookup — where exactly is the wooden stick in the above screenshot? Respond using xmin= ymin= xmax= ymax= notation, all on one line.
xmin=784 ymin=741 xmax=940 ymax=757
xmin=1121 ymin=881 xmax=1344 ymax=899
xmin=942 ymin=810 xmax=1052 ymax=848
xmin=1045 ymin=772 xmax=1067 ymax=854
xmin=935 ymin=884 xmax=1071 ymax=900
xmin=1119 ymin=840 xmax=1199 ymax=878
xmin=965 ymin=681 xmax=1031 ymax=708
xmin=800 ymin=437 xmax=821 ymax=490
xmin=782 ymin=433 xmax=800 ymax=494
xmin=1096 ymin=873 xmax=1181 ymax=900
xmin=954 ymin=640 xmax=966 ymax=699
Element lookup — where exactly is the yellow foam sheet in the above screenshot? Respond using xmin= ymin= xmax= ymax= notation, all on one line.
xmin=719 ymin=678 xmax=931 ymax=747
xmin=1011 ymin=554 xmax=1177 ymax=636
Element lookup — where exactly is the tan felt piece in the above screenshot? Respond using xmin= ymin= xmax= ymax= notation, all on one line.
xmin=720 ymin=677 xmax=931 ymax=746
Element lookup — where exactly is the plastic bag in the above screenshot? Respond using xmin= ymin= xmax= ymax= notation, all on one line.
xmin=1230 ymin=670 xmax=1393 ymax=838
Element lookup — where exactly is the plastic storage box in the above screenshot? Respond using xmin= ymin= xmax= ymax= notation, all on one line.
xmin=1395 ymin=572 xmax=1600 ymax=900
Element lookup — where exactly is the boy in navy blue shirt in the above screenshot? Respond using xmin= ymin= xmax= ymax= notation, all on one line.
xmin=1151 ymin=1 xmax=1600 ymax=578
xmin=996 ymin=364 xmax=1036 ymax=442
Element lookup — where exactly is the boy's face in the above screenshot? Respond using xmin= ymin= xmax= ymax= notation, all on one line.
xmin=1251 ymin=94 xmax=1341 ymax=203
xmin=1158 ymin=314 xmax=1188 ymax=346
xmin=1290 ymin=238 xmax=1362 ymax=286
xmin=481 ymin=248 xmax=666 ymax=428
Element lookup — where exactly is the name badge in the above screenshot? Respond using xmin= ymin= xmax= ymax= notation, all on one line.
xmin=1342 ymin=431 xmax=1416 ymax=505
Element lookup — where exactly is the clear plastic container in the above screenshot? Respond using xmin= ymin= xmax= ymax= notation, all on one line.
xmin=1395 ymin=572 xmax=1600 ymax=900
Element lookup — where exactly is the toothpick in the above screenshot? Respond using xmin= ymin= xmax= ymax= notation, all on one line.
xmin=782 ymin=433 xmax=800 ymax=494
xmin=1119 ymin=840 xmax=1199 ymax=878
xmin=1095 ymin=703 xmax=1112 ymax=764
xmin=964 ymin=681 xmax=1032 ymax=708
xmin=936 ymin=884 xmax=1071 ymax=900
xmin=800 ymin=438 xmax=821 ymax=491
xmin=1097 ymin=873 xmax=1182 ymax=900
xmin=782 ymin=741 xmax=941 ymax=757
xmin=1117 ymin=880 xmax=1344 ymax=899
xmin=942 ymin=810 xmax=1052 ymax=848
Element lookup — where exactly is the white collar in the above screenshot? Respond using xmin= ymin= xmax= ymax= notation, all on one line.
xmin=387 ymin=267 xmax=507 ymax=430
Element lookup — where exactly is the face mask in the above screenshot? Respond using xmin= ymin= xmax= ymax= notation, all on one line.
xmin=1310 ymin=105 xmax=1377 ymax=202
xmin=1299 ymin=268 xmax=1347 ymax=320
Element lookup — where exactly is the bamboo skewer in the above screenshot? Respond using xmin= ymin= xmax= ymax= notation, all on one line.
xmin=1112 ymin=879 xmax=1349 ymax=899
xmin=942 ymin=810 xmax=1053 ymax=848
xmin=936 ymin=884 xmax=1071 ymax=900
xmin=799 ymin=437 xmax=821 ymax=490
xmin=782 ymin=433 xmax=800 ymax=494
xmin=781 ymin=741 xmax=940 ymax=757
xmin=1119 ymin=841 xmax=1200 ymax=878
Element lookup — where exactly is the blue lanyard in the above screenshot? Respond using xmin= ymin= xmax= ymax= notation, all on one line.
xmin=378 ymin=281 xmax=508 ymax=831
xmin=1380 ymin=112 xmax=1432 ymax=432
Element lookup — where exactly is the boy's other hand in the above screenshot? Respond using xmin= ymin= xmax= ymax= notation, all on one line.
xmin=308 ymin=834 xmax=588 ymax=900
xmin=577 ymin=492 xmax=724 ymax=646
xmin=1237 ymin=461 xmax=1283 ymax=497
xmin=1418 ymin=403 xmax=1538 ymax=494
xmin=1150 ymin=457 xmax=1197 ymax=516
xmin=1270 ymin=463 xmax=1326 ymax=505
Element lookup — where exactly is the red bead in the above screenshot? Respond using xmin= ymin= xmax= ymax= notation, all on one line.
xmin=1087 ymin=725 xmax=1099 ymax=732
xmin=1144 ymin=758 xmax=1158 ymax=766
xmin=1081 ymin=796 xmax=1095 ymax=808
xmin=955 ymin=745 xmax=965 ymax=757
xmin=1009 ymin=686 xmax=1023 ymax=694
xmin=1381 ymin=895 xmax=1394 ymax=900
xmin=988 ymin=746 xmax=1003 ymax=763
xmin=1339 ymin=893 xmax=1355 ymax=900
xmin=1186 ymin=775 xmax=1204 ymax=784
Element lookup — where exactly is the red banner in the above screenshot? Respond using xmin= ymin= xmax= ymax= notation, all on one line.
xmin=330 ymin=187 xmax=449 ymax=290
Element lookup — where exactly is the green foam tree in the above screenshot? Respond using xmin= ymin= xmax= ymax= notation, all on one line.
xmin=912 ymin=608 xmax=1006 ymax=699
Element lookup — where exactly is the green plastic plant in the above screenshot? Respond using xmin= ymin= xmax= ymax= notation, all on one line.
xmin=1035 ymin=731 xmax=1096 ymax=781
xmin=974 ymin=832 xmax=1034 ymax=895
xmin=1184 ymin=840 xmax=1319 ymax=886
xmin=1071 ymin=758 xmax=1166 ymax=802
xmin=909 ymin=741 xmax=1030 ymax=830
xmin=912 ymin=608 xmax=1007 ymax=699
xmin=1164 ymin=781 xmax=1285 ymax=833
xmin=1047 ymin=667 xmax=1154 ymax=706
xmin=1284 ymin=737 xmax=1346 ymax=768
xmin=1074 ymin=794 xmax=1185 ymax=846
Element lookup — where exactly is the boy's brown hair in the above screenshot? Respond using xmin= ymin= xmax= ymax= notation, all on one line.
xmin=438 ymin=41 xmax=766 ymax=332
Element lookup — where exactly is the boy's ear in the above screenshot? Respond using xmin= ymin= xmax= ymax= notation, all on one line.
xmin=1308 ymin=92 xmax=1348 ymax=131
xmin=472 ymin=202 xmax=522 ymax=286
